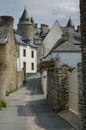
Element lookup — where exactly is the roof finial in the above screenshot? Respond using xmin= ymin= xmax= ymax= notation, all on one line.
xmin=25 ymin=5 xmax=26 ymax=10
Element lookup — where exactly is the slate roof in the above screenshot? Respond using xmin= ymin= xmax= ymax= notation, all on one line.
xmin=0 ymin=26 xmax=10 ymax=44
xmin=62 ymin=27 xmax=81 ymax=47
xmin=52 ymin=40 xmax=81 ymax=52
xmin=15 ymin=34 xmax=27 ymax=46
xmin=19 ymin=8 xmax=32 ymax=24
xmin=66 ymin=17 xmax=74 ymax=28
xmin=51 ymin=28 xmax=81 ymax=52
xmin=15 ymin=34 xmax=37 ymax=48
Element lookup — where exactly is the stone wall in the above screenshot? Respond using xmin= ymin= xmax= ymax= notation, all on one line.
xmin=17 ymin=71 xmax=24 ymax=88
xmin=47 ymin=67 xmax=69 ymax=112
xmin=5 ymin=26 xmax=17 ymax=93
xmin=77 ymin=63 xmax=83 ymax=130
xmin=0 ymin=16 xmax=17 ymax=99
xmin=80 ymin=0 xmax=86 ymax=129
xmin=68 ymin=69 xmax=78 ymax=114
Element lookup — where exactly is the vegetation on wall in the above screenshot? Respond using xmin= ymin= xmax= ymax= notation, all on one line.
xmin=39 ymin=58 xmax=55 ymax=71
xmin=6 ymin=85 xmax=19 ymax=96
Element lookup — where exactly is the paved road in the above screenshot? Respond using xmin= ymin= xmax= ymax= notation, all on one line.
xmin=0 ymin=74 xmax=76 ymax=130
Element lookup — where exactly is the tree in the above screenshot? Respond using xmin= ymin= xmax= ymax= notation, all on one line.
xmin=79 ymin=0 xmax=86 ymax=129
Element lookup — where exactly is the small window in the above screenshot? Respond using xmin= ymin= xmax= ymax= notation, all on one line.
xmin=23 ymin=49 xmax=26 ymax=57
xmin=31 ymin=51 xmax=34 ymax=58
xmin=31 ymin=63 xmax=34 ymax=70
xmin=23 ymin=62 xmax=26 ymax=68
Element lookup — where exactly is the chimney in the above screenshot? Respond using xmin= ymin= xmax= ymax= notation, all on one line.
xmin=0 ymin=16 xmax=14 ymax=27
xmin=77 ymin=25 xmax=80 ymax=33
xmin=41 ymin=24 xmax=49 ymax=32
xmin=34 ymin=23 xmax=38 ymax=29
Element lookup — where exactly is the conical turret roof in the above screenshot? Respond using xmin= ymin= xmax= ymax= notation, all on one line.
xmin=66 ymin=17 xmax=74 ymax=28
xmin=19 ymin=7 xmax=30 ymax=23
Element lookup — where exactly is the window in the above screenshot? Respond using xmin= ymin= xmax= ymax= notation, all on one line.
xmin=31 ymin=51 xmax=34 ymax=58
xmin=23 ymin=62 xmax=26 ymax=68
xmin=23 ymin=49 xmax=26 ymax=57
xmin=31 ymin=63 xmax=34 ymax=70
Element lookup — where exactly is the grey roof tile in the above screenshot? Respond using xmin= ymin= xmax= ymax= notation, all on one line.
xmin=15 ymin=34 xmax=37 ymax=48
xmin=53 ymin=41 xmax=81 ymax=52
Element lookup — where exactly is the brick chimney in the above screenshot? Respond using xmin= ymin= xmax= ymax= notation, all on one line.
xmin=77 ymin=25 xmax=80 ymax=33
xmin=0 ymin=16 xmax=14 ymax=27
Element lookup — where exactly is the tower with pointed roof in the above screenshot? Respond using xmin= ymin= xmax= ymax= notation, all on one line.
xmin=66 ymin=17 xmax=75 ymax=29
xmin=17 ymin=7 xmax=34 ymax=43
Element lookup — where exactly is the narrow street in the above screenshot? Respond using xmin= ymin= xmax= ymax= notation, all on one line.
xmin=0 ymin=74 xmax=76 ymax=130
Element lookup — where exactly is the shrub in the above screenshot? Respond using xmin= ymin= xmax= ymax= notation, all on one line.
xmin=0 ymin=100 xmax=7 ymax=108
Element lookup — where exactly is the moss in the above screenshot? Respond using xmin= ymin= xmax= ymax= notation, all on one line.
xmin=0 ymin=100 xmax=7 ymax=108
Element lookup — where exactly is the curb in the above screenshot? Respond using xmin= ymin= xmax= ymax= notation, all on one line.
xmin=58 ymin=113 xmax=79 ymax=130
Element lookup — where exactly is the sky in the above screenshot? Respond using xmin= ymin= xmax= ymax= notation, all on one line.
xmin=0 ymin=0 xmax=80 ymax=29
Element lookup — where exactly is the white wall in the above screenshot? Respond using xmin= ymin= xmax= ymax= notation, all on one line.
xmin=68 ymin=69 xmax=78 ymax=114
xmin=52 ymin=52 xmax=81 ymax=67
xmin=17 ymin=45 xmax=37 ymax=74
xmin=43 ymin=20 xmax=63 ymax=56
xmin=41 ymin=71 xmax=47 ymax=98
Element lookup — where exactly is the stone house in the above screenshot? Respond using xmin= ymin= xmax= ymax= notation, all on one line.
xmin=0 ymin=16 xmax=17 ymax=99
xmin=42 ymin=17 xmax=81 ymax=68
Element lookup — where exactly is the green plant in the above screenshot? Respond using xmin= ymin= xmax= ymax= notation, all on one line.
xmin=6 ymin=90 xmax=10 ymax=96
xmin=6 ymin=86 xmax=19 ymax=96
xmin=0 ymin=100 xmax=7 ymax=108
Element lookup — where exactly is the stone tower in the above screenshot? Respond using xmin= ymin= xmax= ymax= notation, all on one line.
xmin=17 ymin=7 xmax=34 ymax=43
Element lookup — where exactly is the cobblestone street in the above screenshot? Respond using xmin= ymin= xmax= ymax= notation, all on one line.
xmin=0 ymin=75 xmax=76 ymax=130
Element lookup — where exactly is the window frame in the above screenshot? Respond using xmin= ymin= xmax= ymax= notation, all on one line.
xmin=23 ymin=49 xmax=26 ymax=57
xmin=31 ymin=51 xmax=34 ymax=58
xmin=31 ymin=62 xmax=34 ymax=70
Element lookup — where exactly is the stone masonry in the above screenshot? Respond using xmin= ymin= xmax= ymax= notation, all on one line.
xmin=47 ymin=67 xmax=69 ymax=112
xmin=0 ymin=16 xmax=17 ymax=99
xmin=78 ymin=63 xmax=85 ymax=130
xmin=79 ymin=0 xmax=86 ymax=129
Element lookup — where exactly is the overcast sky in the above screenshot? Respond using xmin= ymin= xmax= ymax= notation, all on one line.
xmin=0 ymin=0 xmax=80 ymax=29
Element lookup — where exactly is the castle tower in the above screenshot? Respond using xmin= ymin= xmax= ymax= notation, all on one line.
xmin=17 ymin=7 xmax=34 ymax=43
xmin=66 ymin=16 xmax=75 ymax=29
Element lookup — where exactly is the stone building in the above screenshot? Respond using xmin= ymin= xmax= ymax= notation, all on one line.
xmin=17 ymin=7 xmax=49 ymax=65
xmin=0 ymin=16 xmax=17 ymax=99
xmin=17 ymin=7 xmax=34 ymax=44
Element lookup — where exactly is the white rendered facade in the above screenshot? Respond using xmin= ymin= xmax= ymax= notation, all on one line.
xmin=17 ymin=44 xmax=37 ymax=76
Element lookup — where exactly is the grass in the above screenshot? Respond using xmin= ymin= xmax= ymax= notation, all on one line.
xmin=0 ymin=100 xmax=7 ymax=108
xmin=6 ymin=86 xmax=19 ymax=96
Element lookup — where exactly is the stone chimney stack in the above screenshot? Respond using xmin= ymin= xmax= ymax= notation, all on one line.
xmin=34 ymin=23 xmax=38 ymax=29
xmin=0 ymin=16 xmax=14 ymax=27
xmin=77 ymin=25 xmax=80 ymax=33
xmin=41 ymin=24 xmax=49 ymax=32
